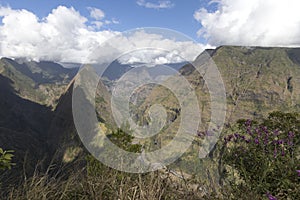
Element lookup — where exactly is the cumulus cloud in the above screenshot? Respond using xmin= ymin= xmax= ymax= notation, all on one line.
xmin=136 ymin=0 xmax=174 ymax=9
xmin=194 ymin=0 xmax=300 ymax=47
xmin=88 ymin=30 xmax=210 ymax=64
xmin=86 ymin=7 xmax=118 ymax=30
xmin=0 ymin=6 xmax=205 ymax=64
xmin=0 ymin=6 xmax=119 ymax=63
xmin=87 ymin=7 xmax=105 ymax=20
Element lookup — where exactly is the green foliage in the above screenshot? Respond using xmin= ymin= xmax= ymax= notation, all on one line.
xmin=107 ymin=128 xmax=142 ymax=153
xmin=221 ymin=112 xmax=300 ymax=199
xmin=0 ymin=148 xmax=14 ymax=170
xmin=263 ymin=111 xmax=300 ymax=137
xmin=87 ymin=128 xmax=141 ymax=177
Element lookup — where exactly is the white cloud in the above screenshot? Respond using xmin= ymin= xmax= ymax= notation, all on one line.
xmin=111 ymin=18 xmax=119 ymax=24
xmin=0 ymin=6 xmax=119 ymax=63
xmin=87 ymin=7 xmax=105 ymax=20
xmin=136 ymin=0 xmax=174 ymax=9
xmin=0 ymin=6 xmax=206 ymax=64
xmin=86 ymin=7 xmax=117 ymax=30
xmin=88 ymin=30 xmax=210 ymax=64
xmin=194 ymin=0 xmax=300 ymax=47
xmin=104 ymin=18 xmax=119 ymax=25
xmin=91 ymin=21 xmax=103 ymax=29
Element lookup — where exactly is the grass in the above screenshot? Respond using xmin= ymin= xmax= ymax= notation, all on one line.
xmin=2 ymin=158 xmax=212 ymax=200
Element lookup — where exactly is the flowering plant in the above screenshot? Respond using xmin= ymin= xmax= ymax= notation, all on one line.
xmin=221 ymin=112 xmax=300 ymax=199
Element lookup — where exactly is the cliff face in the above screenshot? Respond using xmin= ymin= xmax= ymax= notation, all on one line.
xmin=205 ymin=46 xmax=300 ymax=122
xmin=137 ymin=46 xmax=300 ymax=131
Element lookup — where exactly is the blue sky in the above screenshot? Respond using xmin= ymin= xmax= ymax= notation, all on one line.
xmin=0 ymin=0 xmax=210 ymax=43
xmin=0 ymin=0 xmax=299 ymax=63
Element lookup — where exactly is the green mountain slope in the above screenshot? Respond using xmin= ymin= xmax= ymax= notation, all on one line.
xmin=128 ymin=46 xmax=300 ymax=175
xmin=0 ymin=60 xmax=78 ymax=184
xmin=137 ymin=46 xmax=300 ymax=131
xmin=0 ymin=58 xmax=78 ymax=107
xmin=208 ymin=46 xmax=300 ymax=121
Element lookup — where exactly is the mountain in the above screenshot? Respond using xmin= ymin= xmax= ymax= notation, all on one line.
xmin=0 ymin=61 xmax=115 ymax=183
xmin=101 ymin=60 xmax=133 ymax=81
xmin=201 ymin=46 xmax=300 ymax=121
xmin=0 ymin=74 xmax=53 ymax=183
xmin=136 ymin=46 xmax=300 ymax=129
xmin=47 ymin=66 xmax=114 ymax=155
xmin=101 ymin=60 xmax=187 ymax=81
xmin=0 ymin=58 xmax=78 ymax=107
xmin=126 ymin=46 xmax=300 ymax=170
xmin=0 ymin=59 xmax=78 ymax=184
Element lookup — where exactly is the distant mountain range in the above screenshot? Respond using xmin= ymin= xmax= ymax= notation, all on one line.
xmin=0 ymin=58 xmax=78 ymax=107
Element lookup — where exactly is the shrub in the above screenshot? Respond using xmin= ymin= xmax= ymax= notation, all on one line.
xmin=221 ymin=112 xmax=300 ymax=199
xmin=0 ymin=148 xmax=14 ymax=170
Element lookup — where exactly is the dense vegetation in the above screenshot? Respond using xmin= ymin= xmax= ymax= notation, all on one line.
xmin=220 ymin=112 xmax=300 ymax=199
xmin=0 ymin=111 xmax=299 ymax=199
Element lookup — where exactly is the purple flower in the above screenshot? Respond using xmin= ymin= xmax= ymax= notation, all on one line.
xmin=261 ymin=126 xmax=268 ymax=134
xmin=245 ymin=119 xmax=251 ymax=125
xmin=266 ymin=192 xmax=277 ymax=200
xmin=264 ymin=139 xmax=269 ymax=145
xmin=296 ymin=170 xmax=300 ymax=177
xmin=205 ymin=130 xmax=214 ymax=136
xmin=254 ymin=138 xmax=259 ymax=144
xmin=281 ymin=148 xmax=285 ymax=157
xmin=287 ymin=140 xmax=293 ymax=146
xmin=277 ymin=140 xmax=284 ymax=145
xmin=228 ymin=134 xmax=233 ymax=141
xmin=245 ymin=119 xmax=252 ymax=127
xmin=273 ymin=129 xmax=279 ymax=136
xmin=257 ymin=128 xmax=262 ymax=137
xmin=288 ymin=131 xmax=295 ymax=139
xmin=224 ymin=134 xmax=236 ymax=144
xmin=246 ymin=127 xmax=252 ymax=135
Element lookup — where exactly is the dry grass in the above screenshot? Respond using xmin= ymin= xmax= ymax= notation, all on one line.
xmin=2 ymin=161 xmax=214 ymax=200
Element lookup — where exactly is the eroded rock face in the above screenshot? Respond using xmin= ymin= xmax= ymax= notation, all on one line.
xmin=140 ymin=46 xmax=300 ymax=129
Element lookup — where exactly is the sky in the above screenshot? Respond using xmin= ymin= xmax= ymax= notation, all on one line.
xmin=0 ymin=0 xmax=299 ymax=64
